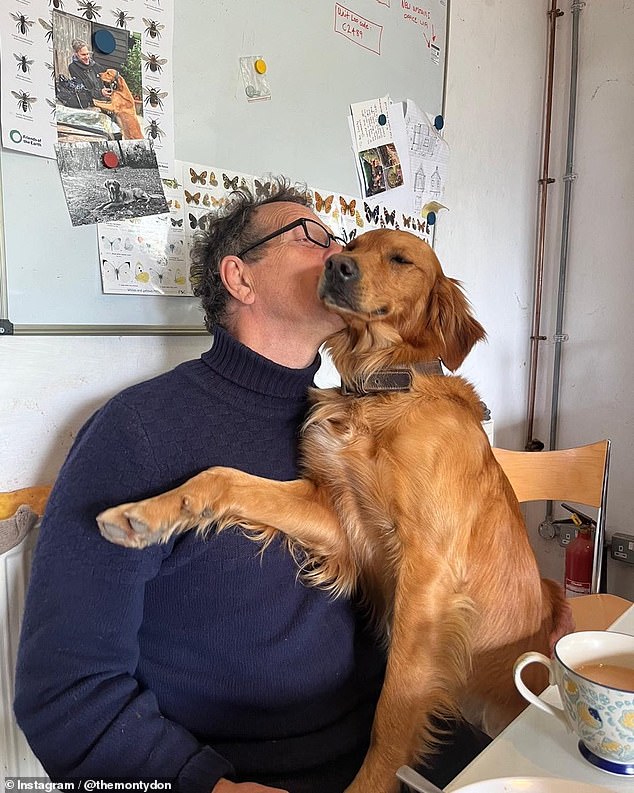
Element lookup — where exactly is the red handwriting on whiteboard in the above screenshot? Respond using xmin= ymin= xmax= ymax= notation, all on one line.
xmin=401 ymin=0 xmax=434 ymax=36
xmin=334 ymin=3 xmax=383 ymax=55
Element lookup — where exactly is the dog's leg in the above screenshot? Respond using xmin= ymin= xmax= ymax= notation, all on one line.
xmin=94 ymin=201 xmax=116 ymax=212
xmin=345 ymin=573 xmax=475 ymax=793
xmin=97 ymin=467 xmax=345 ymax=558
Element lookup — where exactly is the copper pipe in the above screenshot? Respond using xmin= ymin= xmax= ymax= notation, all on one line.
xmin=524 ymin=0 xmax=563 ymax=451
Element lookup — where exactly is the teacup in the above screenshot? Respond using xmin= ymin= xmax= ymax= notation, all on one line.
xmin=514 ymin=630 xmax=634 ymax=775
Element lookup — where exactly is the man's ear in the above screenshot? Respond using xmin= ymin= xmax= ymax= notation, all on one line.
xmin=219 ymin=255 xmax=255 ymax=305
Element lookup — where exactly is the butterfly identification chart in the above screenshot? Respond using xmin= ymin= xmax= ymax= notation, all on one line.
xmin=98 ymin=157 xmax=434 ymax=297
xmin=103 ymin=167 xmax=432 ymax=298
xmin=98 ymin=169 xmax=187 ymax=296
xmin=1 ymin=0 xmax=174 ymax=172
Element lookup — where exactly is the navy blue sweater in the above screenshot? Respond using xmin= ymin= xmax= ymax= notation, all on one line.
xmin=14 ymin=327 xmax=385 ymax=793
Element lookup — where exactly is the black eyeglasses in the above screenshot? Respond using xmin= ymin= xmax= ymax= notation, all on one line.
xmin=237 ymin=217 xmax=346 ymax=258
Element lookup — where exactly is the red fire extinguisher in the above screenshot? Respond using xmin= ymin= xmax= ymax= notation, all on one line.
xmin=564 ymin=514 xmax=593 ymax=597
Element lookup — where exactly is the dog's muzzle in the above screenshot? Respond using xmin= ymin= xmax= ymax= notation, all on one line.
xmin=320 ymin=254 xmax=360 ymax=308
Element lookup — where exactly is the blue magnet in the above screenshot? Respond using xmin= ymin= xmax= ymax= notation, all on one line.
xmin=433 ymin=114 xmax=444 ymax=131
xmin=378 ymin=113 xmax=387 ymax=126
xmin=93 ymin=29 xmax=116 ymax=55
xmin=426 ymin=211 xmax=437 ymax=226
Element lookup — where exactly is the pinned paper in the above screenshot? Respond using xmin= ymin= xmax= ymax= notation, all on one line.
xmin=239 ymin=56 xmax=271 ymax=102
xmin=350 ymin=96 xmax=405 ymax=200
xmin=348 ymin=96 xmax=450 ymax=221
xmin=404 ymin=100 xmax=450 ymax=215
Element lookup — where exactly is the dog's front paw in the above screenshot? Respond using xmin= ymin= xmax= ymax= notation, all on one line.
xmin=97 ymin=489 xmax=208 ymax=548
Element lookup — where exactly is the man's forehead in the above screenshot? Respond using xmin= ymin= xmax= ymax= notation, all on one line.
xmin=256 ymin=201 xmax=319 ymax=228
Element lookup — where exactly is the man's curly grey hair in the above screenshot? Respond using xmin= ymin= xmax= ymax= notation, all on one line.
xmin=189 ymin=176 xmax=312 ymax=333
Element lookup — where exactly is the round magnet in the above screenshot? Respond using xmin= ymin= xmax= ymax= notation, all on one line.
xmin=254 ymin=58 xmax=267 ymax=74
xmin=102 ymin=151 xmax=119 ymax=169
xmin=433 ymin=114 xmax=444 ymax=131
xmin=426 ymin=211 xmax=437 ymax=226
xmin=378 ymin=113 xmax=387 ymax=126
xmin=93 ymin=28 xmax=117 ymax=55
xmin=245 ymin=85 xmax=258 ymax=98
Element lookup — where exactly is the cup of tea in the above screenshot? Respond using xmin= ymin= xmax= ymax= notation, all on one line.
xmin=514 ymin=630 xmax=634 ymax=775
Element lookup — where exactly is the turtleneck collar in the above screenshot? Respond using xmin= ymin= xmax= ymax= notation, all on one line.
xmin=201 ymin=325 xmax=321 ymax=400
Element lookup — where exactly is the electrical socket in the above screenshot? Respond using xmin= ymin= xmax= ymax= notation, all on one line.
xmin=610 ymin=533 xmax=634 ymax=564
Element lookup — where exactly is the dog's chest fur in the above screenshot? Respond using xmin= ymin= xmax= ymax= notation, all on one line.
xmin=302 ymin=387 xmax=396 ymax=482
xmin=299 ymin=387 xmax=411 ymax=614
xmin=301 ymin=376 xmax=483 ymax=491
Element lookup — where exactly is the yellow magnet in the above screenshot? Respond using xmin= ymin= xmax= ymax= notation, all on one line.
xmin=254 ymin=58 xmax=267 ymax=74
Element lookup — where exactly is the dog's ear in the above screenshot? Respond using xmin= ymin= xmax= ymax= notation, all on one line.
xmin=425 ymin=276 xmax=486 ymax=370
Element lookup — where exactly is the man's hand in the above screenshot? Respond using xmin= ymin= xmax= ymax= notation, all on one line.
xmin=101 ymin=87 xmax=113 ymax=98
xmin=212 ymin=780 xmax=288 ymax=793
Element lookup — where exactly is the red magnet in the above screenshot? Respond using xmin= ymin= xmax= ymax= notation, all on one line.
xmin=102 ymin=151 xmax=119 ymax=169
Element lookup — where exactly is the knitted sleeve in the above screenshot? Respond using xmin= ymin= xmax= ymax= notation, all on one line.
xmin=14 ymin=397 xmax=234 ymax=792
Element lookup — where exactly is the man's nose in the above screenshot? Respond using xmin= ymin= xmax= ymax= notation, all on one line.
xmin=327 ymin=240 xmax=344 ymax=257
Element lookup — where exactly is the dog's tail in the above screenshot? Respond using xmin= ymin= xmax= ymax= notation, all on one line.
xmin=542 ymin=578 xmax=573 ymax=655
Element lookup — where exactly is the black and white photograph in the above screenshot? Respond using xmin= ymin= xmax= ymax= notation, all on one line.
xmin=56 ymin=138 xmax=168 ymax=226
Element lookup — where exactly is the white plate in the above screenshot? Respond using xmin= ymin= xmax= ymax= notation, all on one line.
xmin=452 ymin=778 xmax=610 ymax=793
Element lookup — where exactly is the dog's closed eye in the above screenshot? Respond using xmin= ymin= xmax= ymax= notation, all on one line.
xmin=391 ymin=253 xmax=412 ymax=265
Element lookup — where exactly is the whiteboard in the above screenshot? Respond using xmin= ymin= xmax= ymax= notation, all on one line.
xmin=0 ymin=0 xmax=448 ymax=333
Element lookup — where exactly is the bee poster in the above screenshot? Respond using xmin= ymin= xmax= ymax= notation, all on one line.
xmin=0 ymin=0 xmax=174 ymax=174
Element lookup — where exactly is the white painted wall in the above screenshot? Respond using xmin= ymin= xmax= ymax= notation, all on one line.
xmin=0 ymin=336 xmax=209 ymax=487
xmin=534 ymin=0 xmax=634 ymax=598
xmin=1 ymin=0 xmax=632 ymax=597
xmin=436 ymin=0 xmax=634 ymax=599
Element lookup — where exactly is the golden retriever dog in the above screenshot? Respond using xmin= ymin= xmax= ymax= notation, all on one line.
xmin=98 ymin=229 xmax=567 ymax=793
xmin=93 ymin=68 xmax=142 ymax=139
xmin=95 ymin=178 xmax=150 ymax=211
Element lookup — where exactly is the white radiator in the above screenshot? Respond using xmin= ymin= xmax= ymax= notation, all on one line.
xmin=0 ymin=528 xmax=48 ymax=779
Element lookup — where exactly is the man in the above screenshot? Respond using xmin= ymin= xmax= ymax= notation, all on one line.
xmin=14 ymin=179 xmax=486 ymax=792
xmin=68 ymin=39 xmax=113 ymax=102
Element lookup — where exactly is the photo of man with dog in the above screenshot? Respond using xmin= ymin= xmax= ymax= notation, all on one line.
xmin=57 ymin=139 xmax=168 ymax=225
xmin=52 ymin=10 xmax=144 ymax=144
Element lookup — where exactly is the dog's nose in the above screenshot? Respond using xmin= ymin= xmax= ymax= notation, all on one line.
xmin=325 ymin=254 xmax=359 ymax=282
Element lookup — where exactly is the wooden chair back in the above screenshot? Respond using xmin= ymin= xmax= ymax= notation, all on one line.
xmin=492 ymin=440 xmax=611 ymax=594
